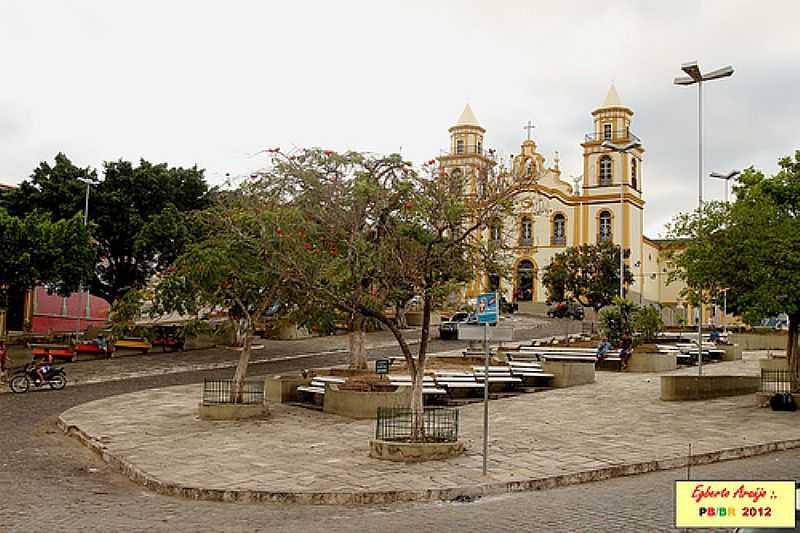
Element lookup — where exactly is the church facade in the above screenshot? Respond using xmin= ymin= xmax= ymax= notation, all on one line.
xmin=438 ymin=86 xmax=711 ymax=326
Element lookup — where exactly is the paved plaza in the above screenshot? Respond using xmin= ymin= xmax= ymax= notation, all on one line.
xmin=58 ymin=351 xmax=800 ymax=504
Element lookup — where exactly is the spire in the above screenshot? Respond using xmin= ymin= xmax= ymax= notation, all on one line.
xmin=599 ymin=83 xmax=625 ymax=109
xmin=455 ymin=104 xmax=480 ymax=127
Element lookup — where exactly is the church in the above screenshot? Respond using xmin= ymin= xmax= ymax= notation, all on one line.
xmin=438 ymin=85 xmax=716 ymax=326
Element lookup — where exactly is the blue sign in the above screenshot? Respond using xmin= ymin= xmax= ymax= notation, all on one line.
xmin=476 ymin=293 xmax=499 ymax=324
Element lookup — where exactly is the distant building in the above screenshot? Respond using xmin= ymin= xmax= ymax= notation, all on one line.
xmin=437 ymin=86 xmax=729 ymax=326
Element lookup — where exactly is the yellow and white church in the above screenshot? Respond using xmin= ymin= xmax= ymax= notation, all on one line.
xmin=438 ymin=85 xmax=719 ymax=326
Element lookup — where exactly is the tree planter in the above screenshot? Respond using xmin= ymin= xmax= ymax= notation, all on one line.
xmin=369 ymin=439 xmax=465 ymax=462
xmin=369 ymin=407 xmax=463 ymax=462
xmin=323 ymin=384 xmax=411 ymax=419
xmin=198 ymin=379 xmax=268 ymax=420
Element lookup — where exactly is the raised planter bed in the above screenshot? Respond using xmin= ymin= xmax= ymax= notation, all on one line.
xmin=660 ymin=375 xmax=760 ymax=401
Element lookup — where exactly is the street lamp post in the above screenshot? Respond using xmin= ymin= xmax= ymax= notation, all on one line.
xmin=674 ymin=61 xmax=734 ymax=376
xmin=601 ymin=140 xmax=641 ymax=300
xmin=709 ymin=170 xmax=740 ymax=203
xmin=76 ymin=178 xmax=93 ymax=336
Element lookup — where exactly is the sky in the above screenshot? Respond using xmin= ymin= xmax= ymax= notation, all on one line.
xmin=1 ymin=0 xmax=799 ymax=236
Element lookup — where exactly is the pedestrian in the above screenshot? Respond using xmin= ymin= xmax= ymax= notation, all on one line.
xmin=0 ymin=340 xmax=8 ymax=384
xmin=595 ymin=336 xmax=611 ymax=367
xmin=619 ymin=332 xmax=633 ymax=370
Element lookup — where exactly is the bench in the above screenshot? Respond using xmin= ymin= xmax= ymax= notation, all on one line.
xmin=472 ymin=366 xmax=522 ymax=392
xmin=388 ymin=375 xmax=447 ymax=395
xmin=30 ymin=344 xmax=76 ymax=362
xmin=432 ymin=370 xmax=484 ymax=393
xmin=508 ymin=361 xmax=555 ymax=378
xmin=296 ymin=376 xmax=346 ymax=396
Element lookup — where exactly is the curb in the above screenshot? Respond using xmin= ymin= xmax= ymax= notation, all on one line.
xmin=58 ymin=414 xmax=800 ymax=505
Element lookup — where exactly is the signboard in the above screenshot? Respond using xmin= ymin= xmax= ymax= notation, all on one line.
xmin=675 ymin=480 xmax=796 ymax=529
xmin=375 ymin=359 xmax=391 ymax=375
xmin=458 ymin=325 xmax=514 ymax=341
xmin=476 ymin=293 xmax=499 ymax=324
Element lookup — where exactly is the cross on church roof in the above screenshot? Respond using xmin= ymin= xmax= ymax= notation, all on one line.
xmin=523 ymin=120 xmax=535 ymax=141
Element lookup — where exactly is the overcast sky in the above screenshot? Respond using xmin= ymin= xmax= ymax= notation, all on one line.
xmin=2 ymin=0 xmax=799 ymax=235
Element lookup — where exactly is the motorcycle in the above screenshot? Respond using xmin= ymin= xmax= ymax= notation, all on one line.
xmin=9 ymin=363 xmax=67 ymax=394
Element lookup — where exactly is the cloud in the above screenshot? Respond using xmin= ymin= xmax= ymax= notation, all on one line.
xmin=0 ymin=0 xmax=798 ymax=235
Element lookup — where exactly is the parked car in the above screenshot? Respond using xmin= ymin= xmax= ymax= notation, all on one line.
xmin=438 ymin=312 xmax=477 ymax=339
xmin=546 ymin=302 xmax=584 ymax=320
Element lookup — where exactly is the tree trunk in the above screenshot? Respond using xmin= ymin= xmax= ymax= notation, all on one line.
xmin=395 ymin=303 xmax=408 ymax=330
xmin=348 ymin=316 xmax=368 ymax=370
xmin=409 ymin=292 xmax=433 ymax=441
xmin=410 ymin=362 xmax=425 ymax=440
xmin=230 ymin=330 xmax=253 ymax=403
xmin=788 ymin=313 xmax=800 ymax=378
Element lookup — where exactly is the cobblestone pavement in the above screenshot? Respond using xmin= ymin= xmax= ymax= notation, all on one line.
xmin=59 ymin=352 xmax=800 ymax=507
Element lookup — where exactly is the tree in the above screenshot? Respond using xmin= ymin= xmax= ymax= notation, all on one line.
xmin=666 ymin=151 xmax=800 ymax=372
xmin=1 ymin=154 xmax=210 ymax=303
xmin=147 ymin=193 xmax=299 ymax=401
xmin=0 ymin=208 xmax=94 ymax=327
xmin=256 ymin=149 xmax=526 ymax=431
xmin=541 ymin=242 xmax=634 ymax=313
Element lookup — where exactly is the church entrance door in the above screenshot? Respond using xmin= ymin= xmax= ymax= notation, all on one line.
xmin=515 ymin=260 xmax=535 ymax=302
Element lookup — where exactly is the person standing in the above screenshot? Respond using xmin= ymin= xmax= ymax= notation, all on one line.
xmin=0 ymin=340 xmax=8 ymax=383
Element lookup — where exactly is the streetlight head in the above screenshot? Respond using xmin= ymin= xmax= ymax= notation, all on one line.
xmin=674 ymin=75 xmax=696 ymax=86
xmin=709 ymin=169 xmax=740 ymax=180
xmin=681 ymin=61 xmax=703 ymax=83
xmin=703 ymin=65 xmax=734 ymax=81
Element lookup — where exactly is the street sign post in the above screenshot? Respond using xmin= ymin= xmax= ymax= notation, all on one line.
xmin=476 ymin=292 xmax=500 ymax=476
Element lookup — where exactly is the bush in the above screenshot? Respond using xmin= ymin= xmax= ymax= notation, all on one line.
xmin=600 ymin=299 xmax=664 ymax=346
xmin=632 ymin=305 xmax=664 ymax=342
xmin=599 ymin=298 xmax=636 ymax=347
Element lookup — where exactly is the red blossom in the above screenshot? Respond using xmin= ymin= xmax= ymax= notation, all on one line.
xmin=304 ymin=242 xmax=313 ymax=251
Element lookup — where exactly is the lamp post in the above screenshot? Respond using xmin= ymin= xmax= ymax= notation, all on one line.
xmin=709 ymin=170 xmax=740 ymax=203
xmin=601 ymin=140 xmax=641 ymax=300
xmin=674 ymin=60 xmax=734 ymax=376
xmin=76 ymin=178 xmax=93 ymax=336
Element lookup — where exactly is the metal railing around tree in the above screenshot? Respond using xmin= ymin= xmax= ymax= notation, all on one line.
xmin=202 ymin=379 xmax=264 ymax=405
xmin=760 ymin=369 xmax=800 ymax=394
xmin=375 ymin=407 xmax=459 ymax=443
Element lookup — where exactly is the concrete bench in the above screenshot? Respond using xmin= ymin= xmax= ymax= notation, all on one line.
xmin=508 ymin=361 xmax=555 ymax=378
xmin=472 ymin=366 xmax=523 ymax=384
xmin=388 ymin=375 xmax=446 ymax=395
xmin=297 ymin=376 xmax=346 ymax=396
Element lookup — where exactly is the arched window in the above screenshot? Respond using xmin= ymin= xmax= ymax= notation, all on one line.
xmin=631 ymin=159 xmax=638 ymax=190
xmin=552 ymin=214 xmax=566 ymax=245
xmin=520 ymin=217 xmax=533 ymax=245
xmin=599 ymin=156 xmax=613 ymax=186
xmin=489 ymin=220 xmax=502 ymax=243
xmin=456 ymin=139 xmax=464 ymax=154
xmin=599 ymin=211 xmax=612 ymax=242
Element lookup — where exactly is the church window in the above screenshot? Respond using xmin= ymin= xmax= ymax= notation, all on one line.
xmin=603 ymin=123 xmax=612 ymax=140
xmin=599 ymin=156 xmax=613 ymax=186
xmin=456 ymin=139 xmax=464 ymax=154
xmin=599 ymin=211 xmax=612 ymax=242
xmin=631 ymin=159 xmax=638 ymax=189
xmin=520 ymin=217 xmax=533 ymax=245
xmin=477 ymin=140 xmax=482 ymax=154
xmin=552 ymin=214 xmax=566 ymax=245
xmin=490 ymin=220 xmax=502 ymax=243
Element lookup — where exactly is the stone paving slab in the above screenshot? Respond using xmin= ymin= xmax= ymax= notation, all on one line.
xmin=59 ymin=352 xmax=800 ymax=504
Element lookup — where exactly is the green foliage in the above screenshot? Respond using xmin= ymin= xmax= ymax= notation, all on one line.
xmin=600 ymin=299 xmax=663 ymax=346
xmin=666 ymin=150 xmax=800 ymax=367
xmin=541 ymin=242 xmax=634 ymax=311
xmin=1 ymin=153 xmax=210 ymax=303
xmin=599 ymin=297 xmax=636 ymax=347
xmin=0 ymin=208 xmax=94 ymax=308
xmin=632 ymin=304 xmax=664 ymax=342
